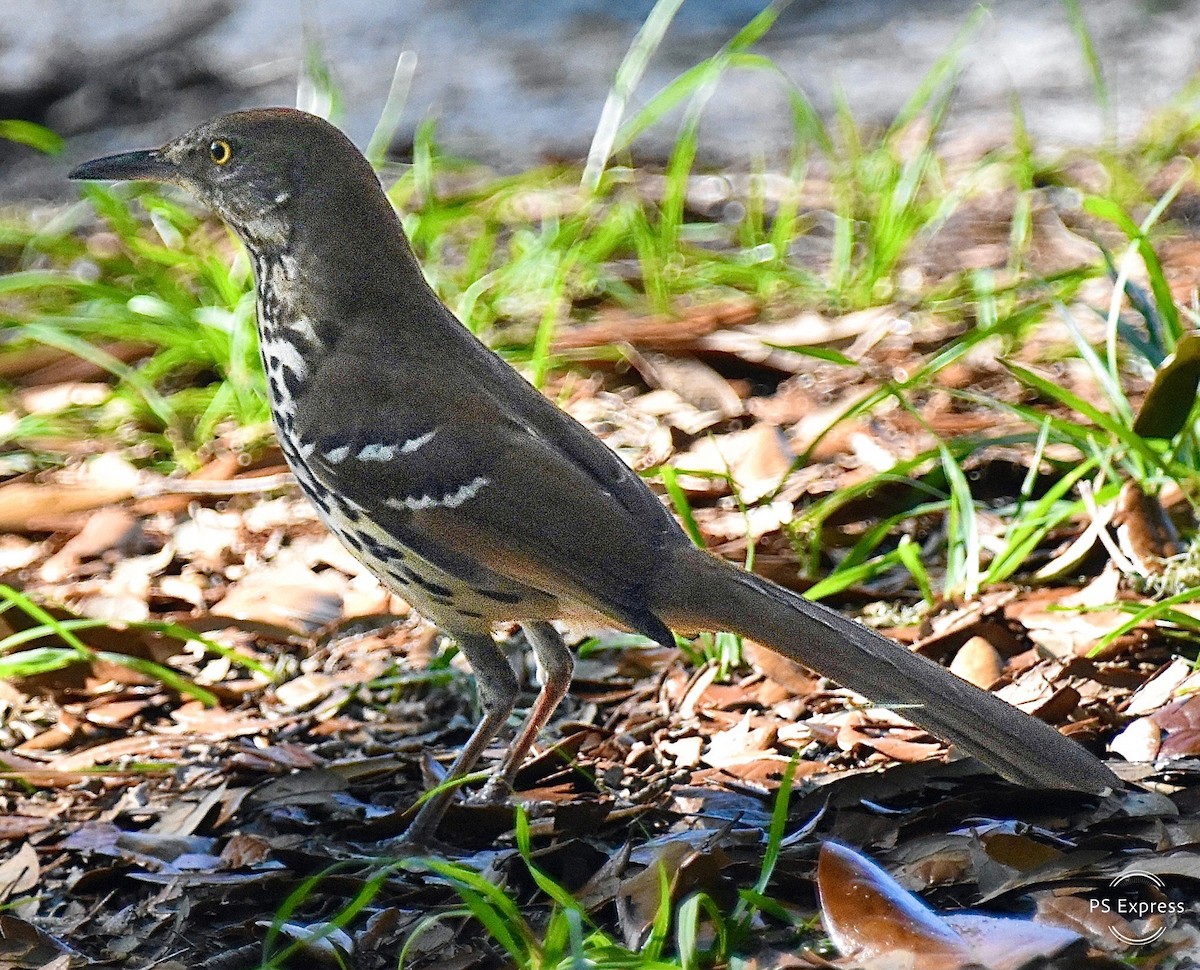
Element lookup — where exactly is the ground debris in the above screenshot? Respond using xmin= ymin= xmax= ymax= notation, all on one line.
xmin=1 ymin=177 xmax=1198 ymax=967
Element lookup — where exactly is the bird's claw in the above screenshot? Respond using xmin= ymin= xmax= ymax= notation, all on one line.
xmin=376 ymin=830 xmax=458 ymax=858
xmin=469 ymin=776 xmax=514 ymax=807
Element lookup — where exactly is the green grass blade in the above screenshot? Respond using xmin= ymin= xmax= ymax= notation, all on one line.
xmin=939 ymin=443 xmax=980 ymax=597
xmin=417 ymin=858 xmax=535 ymax=961
xmin=94 ymin=652 xmax=217 ymax=706
xmin=0 ymin=585 xmax=94 ymax=659
xmin=515 ymin=808 xmax=592 ymax=916
xmin=983 ymin=459 xmax=1098 ymax=585
xmin=0 ymin=647 xmax=81 ymax=678
xmin=0 ymin=119 xmax=64 ymax=154
xmin=804 ymin=548 xmax=904 ymax=601
xmin=610 ymin=0 xmax=791 ymax=157
xmin=1089 ymin=585 xmax=1200 ymax=655
xmin=896 ymin=536 xmax=935 ymax=606
xmin=583 ymin=0 xmax=687 ymax=192
xmin=1059 ymin=0 xmax=1112 ymax=135
xmin=365 ymin=50 xmax=418 ymax=168
xmin=19 ymin=322 xmax=177 ymax=430
xmin=658 ymin=466 xmax=706 ymax=548
xmin=1003 ymin=361 xmax=1161 ymax=470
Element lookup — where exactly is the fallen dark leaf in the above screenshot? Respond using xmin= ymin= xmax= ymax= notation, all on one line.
xmin=1133 ymin=330 xmax=1200 ymax=439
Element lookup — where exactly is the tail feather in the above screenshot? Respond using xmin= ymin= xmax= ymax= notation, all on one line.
xmin=654 ymin=547 xmax=1119 ymax=794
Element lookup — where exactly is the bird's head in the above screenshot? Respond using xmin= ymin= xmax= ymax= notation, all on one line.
xmin=70 ymin=108 xmax=378 ymax=251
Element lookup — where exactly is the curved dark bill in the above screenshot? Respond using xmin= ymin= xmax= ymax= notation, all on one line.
xmin=68 ymin=149 xmax=175 ymax=182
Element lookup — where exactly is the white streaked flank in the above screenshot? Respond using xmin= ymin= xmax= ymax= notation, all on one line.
xmin=266 ymin=337 xmax=307 ymax=378
xmin=287 ymin=316 xmax=319 ymax=343
xmin=357 ymin=430 xmax=436 ymax=462
xmin=386 ymin=476 xmax=490 ymax=512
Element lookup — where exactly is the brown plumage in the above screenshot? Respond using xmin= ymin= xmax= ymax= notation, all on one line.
xmin=70 ymin=108 xmax=1119 ymax=843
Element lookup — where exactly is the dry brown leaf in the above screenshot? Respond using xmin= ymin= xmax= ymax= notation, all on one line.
xmin=696 ymin=308 xmax=894 ymax=374
xmin=702 ymin=713 xmax=778 ymax=768
xmin=1032 ymin=507 xmax=1111 ymax=581
xmin=135 ymin=450 xmax=240 ymax=516
xmin=743 ymin=640 xmax=821 ymax=696
xmin=616 ymin=837 xmax=729 ymax=949
xmin=1152 ymin=696 xmax=1200 ymax=758
xmin=166 ymin=703 xmax=288 ymax=741
xmin=1009 ymin=582 xmax=1134 ymax=659
xmin=0 ymin=843 xmax=39 ymax=898
xmin=911 ymin=591 xmax=1021 ymax=660
xmin=661 ymin=735 xmax=703 ymax=769
xmin=948 ymin=636 xmax=1005 ymax=689
xmin=236 ymin=742 xmax=323 ymax=771
xmin=254 ymin=919 xmax=351 ymax=963
xmin=4 ymin=341 xmax=155 ymax=386
xmin=553 ymin=296 xmax=757 ymax=351
xmin=979 ymin=832 xmax=1063 ymax=872
xmin=16 ymin=381 xmax=111 ymax=415
xmin=1113 ymin=480 xmax=1180 ymax=573
xmin=116 ymin=829 xmax=218 ymax=866
xmin=817 ymin=840 xmax=970 ymax=969
xmin=0 ymin=914 xmax=78 ymax=968
xmin=0 ymin=817 xmax=51 ymax=841
xmin=1108 ymin=717 xmax=1163 ymax=763
xmin=677 ymin=664 xmax=720 ymax=719
xmin=1034 ymin=892 xmax=1160 ymax=953
xmin=837 ymin=719 xmax=946 ymax=765
xmin=889 ymin=838 xmax=974 ymax=890
xmin=631 ymin=354 xmax=743 ymax=418
xmin=626 ymin=387 xmax=722 ymax=437
xmin=219 ymin=833 xmax=273 ymax=868
xmin=1125 ymin=657 xmax=1195 ymax=716
xmin=274 ymin=672 xmax=341 ymax=711
xmin=14 ymin=714 xmax=80 ymax=754
xmin=817 ymin=842 xmax=1084 ymax=970
xmin=39 ymin=507 xmax=141 ymax=582
xmin=693 ymin=756 xmax=801 ymax=789
xmin=941 ymin=912 xmax=1085 ymax=967
xmin=213 ymin=563 xmax=344 ymax=634
xmin=82 ymin=699 xmax=152 ymax=728
xmin=1028 ymin=685 xmax=1081 ymax=724
xmin=672 ymin=423 xmax=794 ymax=500
xmin=52 ymin=734 xmax=192 ymax=772
xmin=0 ymin=483 xmax=137 ymax=532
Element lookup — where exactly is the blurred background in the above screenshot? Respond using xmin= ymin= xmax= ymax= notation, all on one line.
xmin=0 ymin=0 xmax=1196 ymax=199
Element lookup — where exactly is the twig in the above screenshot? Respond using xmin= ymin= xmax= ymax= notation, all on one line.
xmin=134 ymin=472 xmax=296 ymax=498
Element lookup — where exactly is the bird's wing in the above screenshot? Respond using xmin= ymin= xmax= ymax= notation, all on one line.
xmin=296 ymin=372 xmax=680 ymax=641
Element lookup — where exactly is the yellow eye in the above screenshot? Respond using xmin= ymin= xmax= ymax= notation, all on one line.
xmin=209 ymin=139 xmax=232 ymax=165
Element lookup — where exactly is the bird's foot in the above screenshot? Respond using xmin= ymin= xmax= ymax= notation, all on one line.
xmin=468 ymin=776 xmax=514 ymax=807
xmin=375 ymin=827 xmax=457 ymax=859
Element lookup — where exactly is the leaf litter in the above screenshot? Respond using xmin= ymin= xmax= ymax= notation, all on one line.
xmin=2 ymin=174 xmax=1200 ymax=969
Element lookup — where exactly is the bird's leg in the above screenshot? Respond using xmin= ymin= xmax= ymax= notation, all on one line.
xmin=400 ymin=631 xmax=519 ymax=845
xmin=475 ymin=621 xmax=574 ymax=805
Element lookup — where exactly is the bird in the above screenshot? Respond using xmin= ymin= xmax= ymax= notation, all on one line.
xmin=69 ymin=108 xmax=1119 ymax=842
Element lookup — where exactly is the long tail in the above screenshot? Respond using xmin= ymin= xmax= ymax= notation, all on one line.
xmin=653 ymin=546 xmax=1119 ymax=794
